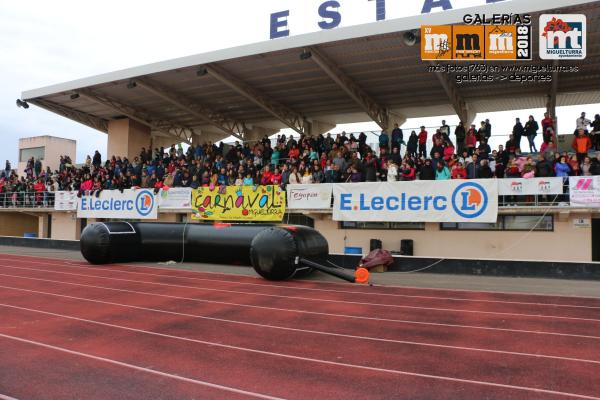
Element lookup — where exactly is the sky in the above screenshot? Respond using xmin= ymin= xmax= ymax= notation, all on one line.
xmin=1 ymin=0 xmax=597 ymax=166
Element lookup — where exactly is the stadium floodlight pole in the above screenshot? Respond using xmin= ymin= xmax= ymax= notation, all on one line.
xmin=203 ymin=63 xmax=311 ymax=135
xmin=306 ymin=46 xmax=390 ymax=130
xmin=133 ymin=77 xmax=246 ymax=141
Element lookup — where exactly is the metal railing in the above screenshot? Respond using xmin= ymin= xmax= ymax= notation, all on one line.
xmin=499 ymin=178 xmax=571 ymax=207
xmin=0 ymin=192 xmax=56 ymax=208
xmin=498 ymin=194 xmax=569 ymax=207
xmin=0 ymin=185 xmax=579 ymax=211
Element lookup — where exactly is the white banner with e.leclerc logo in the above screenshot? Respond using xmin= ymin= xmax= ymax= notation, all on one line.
xmin=287 ymin=184 xmax=333 ymax=209
xmin=498 ymin=177 xmax=564 ymax=196
xmin=332 ymin=180 xmax=498 ymax=223
xmin=77 ymin=189 xmax=158 ymax=219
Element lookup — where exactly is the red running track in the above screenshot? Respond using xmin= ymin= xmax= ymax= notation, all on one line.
xmin=0 ymin=254 xmax=599 ymax=399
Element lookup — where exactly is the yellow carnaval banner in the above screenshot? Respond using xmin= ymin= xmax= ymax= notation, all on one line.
xmin=192 ymin=185 xmax=286 ymax=221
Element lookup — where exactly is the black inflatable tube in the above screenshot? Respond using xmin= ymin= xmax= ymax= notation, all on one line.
xmin=80 ymin=222 xmax=330 ymax=281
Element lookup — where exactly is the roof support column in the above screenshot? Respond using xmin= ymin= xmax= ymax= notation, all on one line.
xmin=387 ymin=114 xmax=407 ymax=132
xmin=191 ymin=131 xmax=230 ymax=145
xmin=108 ymin=119 xmax=151 ymax=161
xmin=465 ymin=106 xmax=477 ymax=128
xmin=430 ymin=62 xmax=471 ymax=125
xmin=244 ymin=126 xmax=280 ymax=143
xmin=547 ymin=60 xmax=559 ymax=136
xmin=307 ymin=46 xmax=389 ymax=130
xmin=38 ymin=214 xmax=50 ymax=239
xmin=150 ymin=135 xmax=179 ymax=152
xmin=309 ymin=120 xmax=335 ymax=136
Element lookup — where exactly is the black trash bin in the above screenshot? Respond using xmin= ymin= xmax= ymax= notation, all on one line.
xmin=370 ymin=239 xmax=382 ymax=251
xmin=400 ymin=239 xmax=413 ymax=256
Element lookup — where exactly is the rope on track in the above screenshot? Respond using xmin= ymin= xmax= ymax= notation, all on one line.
xmin=389 ymin=193 xmax=562 ymax=275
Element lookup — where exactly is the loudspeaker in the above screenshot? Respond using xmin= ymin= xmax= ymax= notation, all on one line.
xmin=402 ymin=30 xmax=420 ymax=46
xmin=370 ymin=239 xmax=382 ymax=251
xmin=400 ymin=239 xmax=413 ymax=256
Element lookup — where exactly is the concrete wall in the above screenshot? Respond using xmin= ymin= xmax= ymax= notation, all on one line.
xmin=42 ymin=212 xmax=181 ymax=241
xmin=1 ymin=208 xmax=594 ymax=263
xmin=18 ymin=136 xmax=76 ymax=174
xmin=0 ymin=213 xmax=39 ymax=237
xmin=157 ymin=213 xmax=180 ymax=223
xmin=312 ymin=214 xmax=593 ymax=263
xmin=50 ymin=212 xmax=81 ymax=240
xmin=107 ymin=119 xmax=151 ymax=161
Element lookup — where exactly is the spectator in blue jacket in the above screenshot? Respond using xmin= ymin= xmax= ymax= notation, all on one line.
xmin=391 ymin=124 xmax=403 ymax=152
xmin=435 ymin=163 xmax=451 ymax=180
xmin=555 ymin=156 xmax=571 ymax=177
xmin=379 ymin=130 xmax=389 ymax=151
xmin=466 ymin=155 xmax=480 ymax=179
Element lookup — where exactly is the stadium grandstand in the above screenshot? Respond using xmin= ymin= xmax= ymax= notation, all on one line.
xmin=3 ymin=1 xmax=600 ymax=400
xmin=4 ymin=0 xmax=600 ymax=264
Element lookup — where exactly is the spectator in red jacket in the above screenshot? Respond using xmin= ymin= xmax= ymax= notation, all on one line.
xmin=271 ymin=168 xmax=282 ymax=185
xmin=451 ymin=163 xmax=467 ymax=179
xmin=260 ymin=166 xmax=274 ymax=185
xmin=33 ymin=179 xmax=45 ymax=206
xmin=418 ymin=126 xmax=428 ymax=158
xmin=443 ymin=142 xmax=455 ymax=161
xmin=80 ymin=176 xmax=93 ymax=192
xmin=541 ymin=112 xmax=555 ymax=138
xmin=288 ymin=145 xmax=300 ymax=160
xmin=400 ymin=161 xmax=416 ymax=181
xmin=466 ymin=128 xmax=477 ymax=155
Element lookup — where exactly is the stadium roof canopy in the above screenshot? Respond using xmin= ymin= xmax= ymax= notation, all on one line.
xmin=21 ymin=0 xmax=600 ymax=144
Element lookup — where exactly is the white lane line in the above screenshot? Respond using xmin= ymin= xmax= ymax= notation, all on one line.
xmin=0 ymin=332 xmax=283 ymax=400
xmin=5 ymin=252 xmax=600 ymax=302
xmin=1 ymin=272 xmax=598 ymax=341
xmin=0 ymin=394 xmax=20 ymax=400
xmin=1 ymin=284 xmax=597 ymax=365
xmin=5 ymin=257 xmax=599 ymax=310
xmin=1 ymin=304 xmax=599 ymax=400
xmin=1 ymin=264 xmax=599 ymax=323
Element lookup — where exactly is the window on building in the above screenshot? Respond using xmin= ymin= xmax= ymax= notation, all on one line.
xmin=441 ymin=221 xmax=503 ymax=231
xmin=503 ymin=215 xmax=554 ymax=231
xmin=19 ymin=147 xmax=45 ymax=162
xmin=340 ymin=221 xmax=425 ymax=230
xmin=441 ymin=215 xmax=553 ymax=232
xmin=286 ymin=214 xmax=315 ymax=228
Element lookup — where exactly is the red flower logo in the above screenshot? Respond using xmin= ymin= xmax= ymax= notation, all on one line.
xmin=542 ymin=17 xmax=573 ymax=46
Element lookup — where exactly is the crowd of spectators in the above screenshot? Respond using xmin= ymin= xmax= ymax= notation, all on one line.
xmin=1 ymin=112 xmax=600 ymax=207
